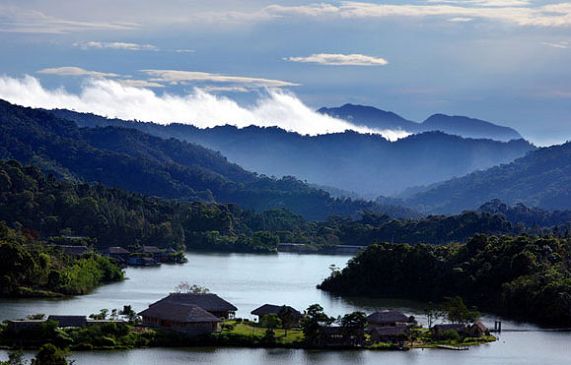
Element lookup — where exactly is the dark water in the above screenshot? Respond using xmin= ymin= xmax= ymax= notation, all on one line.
xmin=1 ymin=252 xmax=570 ymax=364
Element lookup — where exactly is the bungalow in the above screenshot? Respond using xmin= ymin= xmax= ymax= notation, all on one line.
xmin=47 ymin=315 xmax=88 ymax=328
xmin=104 ymin=246 xmax=130 ymax=263
xmin=368 ymin=325 xmax=409 ymax=344
xmin=149 ymin=293 xmax=238 ymax=319
xmin=251 ymin=304 xmax=301 ymax=325
xmin=367 ymin=310 xmax=417 ymax=330
xmin=139 ymin=302 xmax=220 ymax=335
xmin=467 ymin=321 xmax=489 ymax=337
xmin=142 ymin=246 xmax=163 ymax=259
xmin=431 ymin=323 xmax=468 ymax=338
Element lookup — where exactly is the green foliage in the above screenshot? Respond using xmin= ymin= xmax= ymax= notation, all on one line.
xmin=0 ymin=223 xmax=123 ymax=297
xmin=320 ymin=235 xmax=571 ymax=325
xmin=301 ymin=304 xmax=333 ymax=345
xmin=442 ymin=297 xmax=480 ymax=324
xmin=30 ymin=344 xmax=71 ymax=365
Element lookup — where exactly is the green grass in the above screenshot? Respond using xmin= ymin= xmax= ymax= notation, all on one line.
xmin=222 ymin=320 xmax=304 ymax=344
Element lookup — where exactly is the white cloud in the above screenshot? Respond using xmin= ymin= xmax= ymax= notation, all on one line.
xmin=74 ymin=41 xmax=158 ymax=51
xmin=243 ymin=1 xmax=571 ymax=28
xmin=115 ymin=79 xmax=164 ymax=88
xmin=0 ymin=75 xmax=410 ymax=141
xmin=448 ymin=17 xmax=474 ymax=22
xmin=141 ymin=69 xmax=299 ymax=89
xmin=175 ymin=49 xmax=195 ymax=53
xmin=0 ymin=5 xmax=137 ymax=34
xmin=542 ymin=41 xmax=569 ymax=49
xmin=285 ymin=53 xmax=389 ymax=66
xmin=37 ymin=66 xmax=119 ymax=78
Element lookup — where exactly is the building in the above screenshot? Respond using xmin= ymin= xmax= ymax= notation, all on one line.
xmin=467 ymin=321 xmax=489 ymax=337
xmin=104 ymin=246 xmax=131 ymax=263
xmin=139 ymin=302 xmax=221 ymax=335
xmin=47 ymin=315 xmax=88 ymax=328
xmin=367 ymin=310 xmax=416 ymax=330
xmin=148 ymin=293 xmax=238 ymax=319
xmin=368 ymin=325 xmax=409 ymax=344
xmin=431 ymin=323 xmax=468 ymax=338
xmin=250 ymin=304 xmax=301 ymax=324
xmin=142 ymin=246 xmax=163 ymax=259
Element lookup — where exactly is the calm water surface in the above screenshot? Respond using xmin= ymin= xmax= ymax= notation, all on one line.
xmin=1 ymin=252 xmax=570 ymax=364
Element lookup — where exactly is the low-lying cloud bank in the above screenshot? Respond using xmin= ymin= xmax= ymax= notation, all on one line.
xmin=0 ymin=75 xmax=410 ymax=141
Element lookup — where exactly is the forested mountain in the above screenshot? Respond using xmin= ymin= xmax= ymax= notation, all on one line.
xmin=319 ymin=235 xmax=571 ymax=325
xmin=0 ymin=99 xmax=383 ymax=220
xmin=405 ymin=142 xmax=571 ymax=213
xmin=319 ymin=103 xmax=523 ymax=141
xmin=49 ymin=108 xmax=534 ymax=197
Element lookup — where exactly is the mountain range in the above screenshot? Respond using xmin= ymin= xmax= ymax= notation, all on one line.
xmin=404 ymin=142 xmax=571 ymax=213
xmin=50 ymin=108 xmax=534 ymax=197
xmin=0 ymin=99 xmax=386 ymax=220
xmin=318 ymin=103 xmax=523 ymax=142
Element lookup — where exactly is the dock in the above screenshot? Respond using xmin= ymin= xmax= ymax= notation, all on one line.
xmin=436 ymin=345 xmax=469 ymax=351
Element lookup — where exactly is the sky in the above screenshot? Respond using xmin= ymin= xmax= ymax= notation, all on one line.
xmin=0 ymin=0 xmax=570 ymax=145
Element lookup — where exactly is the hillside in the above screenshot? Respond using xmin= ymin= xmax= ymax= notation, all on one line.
xmin=319 ymin=103 xmax=522 ymax=141
xmin=318 ymin=235 xmax=571 ymax=325
xmin=49 ymin=108 xmax=535 ymax=197
xmin=405 ymin=143 xmax=571 ymax=213
xmin=0 ymin=99 xmax=380 ymax=220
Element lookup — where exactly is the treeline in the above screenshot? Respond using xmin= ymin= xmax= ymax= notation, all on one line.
xmin=0 ymin=160 xmax=320 ymax=252
xmin=3 ymin=160 xmax=570 ymax=254
xmin=319 ymin=235 xmax=571 ymax=325
xmin=0 ymin=222 xmax=123 ymax=297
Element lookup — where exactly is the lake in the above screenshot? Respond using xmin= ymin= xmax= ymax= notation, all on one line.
xmin=1 ymin=252 xmax=570 ymax=365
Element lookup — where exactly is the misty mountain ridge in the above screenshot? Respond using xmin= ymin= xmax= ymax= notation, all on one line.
xmin=318 ymin=103 xmax=523 ymax=142
xmin=0 ymin=99 xmax=397 ymax=220
xmin=49 ymin=107 xmax=534 ymax=197
xmin=404 ymin=141 xmax=571 ymax=213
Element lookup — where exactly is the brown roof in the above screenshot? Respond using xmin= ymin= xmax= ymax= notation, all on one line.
xmin=251 ymin=304 xmax=301 ymax=317
xmin=152 ymin=293 xmax=238 ymax=313
xmin=106 ymin=247 xmax=130 ymax=255
xmin=472 ymin=320 xmax=488 ymax=331
xmin=367 ymin=310 xmax=412 ymax=325
xmin=139 ymin=302 xmax=220 ymax=323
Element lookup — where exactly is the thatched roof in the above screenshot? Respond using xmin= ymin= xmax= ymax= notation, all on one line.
xmin=251 ymin=304 xmax=301 ymax=317
xmin=152 ymin=293 xmax=237 ymax=313
xmin=367 ymin=310 xmax=412 ymax=325
xmin=139 ymin=302 xmax=220 ymax=323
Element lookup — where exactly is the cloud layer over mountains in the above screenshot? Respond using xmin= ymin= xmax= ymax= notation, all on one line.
xmin=0 ymin=75 xmax=410 ymax=141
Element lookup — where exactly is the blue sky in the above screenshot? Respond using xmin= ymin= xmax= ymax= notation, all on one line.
xmin=0 ymin=0 xmax=570 ymax=145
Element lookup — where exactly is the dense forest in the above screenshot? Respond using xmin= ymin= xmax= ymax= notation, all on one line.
xmin=50 ymin=106 xmax=534 ymax=197
xmin=3 ymin=160 xmax=570 ymax=254
xmin=319 ymin=235 xmax=571 ymax=325
xmin=405 ymin=142 xmax=571 ymax=213
xmin=0 ymin=222 xmax=123 ymax=297
xmin=0 ymin=99 xmax=383 ymax=220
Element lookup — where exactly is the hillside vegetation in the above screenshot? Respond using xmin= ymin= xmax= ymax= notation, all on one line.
xmin=319 ymin=235 xmax=571 ymax=325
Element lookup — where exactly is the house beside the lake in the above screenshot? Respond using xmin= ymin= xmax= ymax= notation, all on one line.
xmin=251 ymin=304 xmax=301 ymax=325
xmin=138 ymin=301 xmax=221 ymax=335
xmin=366 ymin=310 xmax=417 ymax=330
xmin=146 ymin=293 xmax=237 ymax=319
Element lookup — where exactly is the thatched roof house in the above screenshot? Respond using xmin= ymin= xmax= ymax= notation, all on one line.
xmin=139 ymin=302 xmax=220 ymax=335
xmin=251 ymin=304 xmax=301 ymax=322
xmin=150 ymin=293 xmax=237 ymax=319
xmin=367 ymin=310 xmax=416 ymax=328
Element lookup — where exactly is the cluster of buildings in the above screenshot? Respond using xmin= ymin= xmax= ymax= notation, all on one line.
xmin=5 ymin=292 xmax=489 ymax=347
xmin=103 ymin=246 xmax=182 ymax=266
xmin=6 ymin=315 xmax=123 ymax=334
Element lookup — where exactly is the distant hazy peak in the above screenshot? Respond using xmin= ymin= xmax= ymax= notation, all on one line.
xmin=319 ymin=103 xmax=523 ymax=142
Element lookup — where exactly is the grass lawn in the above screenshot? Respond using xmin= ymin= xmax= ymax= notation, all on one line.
xmin=223 ymin=320 xmax=304 ymax=344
